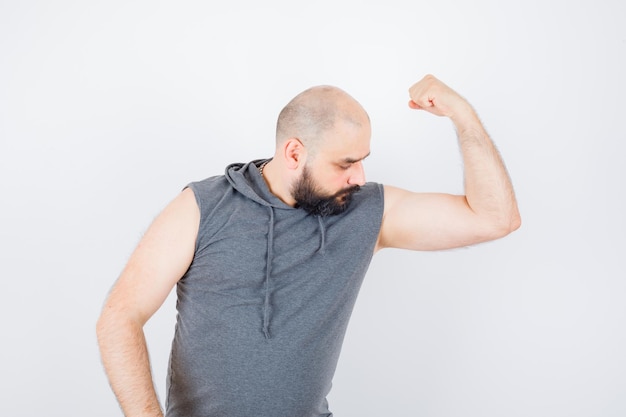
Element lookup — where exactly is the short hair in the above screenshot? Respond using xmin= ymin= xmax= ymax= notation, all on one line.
xmin=275 ymin=85 xmax=368 ymax=156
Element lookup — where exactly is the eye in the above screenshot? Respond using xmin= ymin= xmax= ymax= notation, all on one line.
xmin=339 ymin=164 xmax=352 ymax=170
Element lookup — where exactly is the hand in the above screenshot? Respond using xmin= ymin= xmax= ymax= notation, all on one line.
xmin=408 ymin=74 xmax=471 ymax=120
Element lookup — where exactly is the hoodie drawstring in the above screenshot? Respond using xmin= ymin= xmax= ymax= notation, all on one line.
xmin=262 ymin=206 xmax=275 ymax=339
xmin=317 ymin=216 xmax=326 ymax=254
xmin=262 ymin=209 xmax=327 ymax=339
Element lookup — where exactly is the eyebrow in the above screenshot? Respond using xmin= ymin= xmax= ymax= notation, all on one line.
xmin=341 ymin=152 xmax=370 ymax=164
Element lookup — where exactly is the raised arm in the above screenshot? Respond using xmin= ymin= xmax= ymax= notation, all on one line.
xmin=96 ymin=187 xmax=199 ymax=417
xmin=377 ymin=75 xmax=521 ymax=251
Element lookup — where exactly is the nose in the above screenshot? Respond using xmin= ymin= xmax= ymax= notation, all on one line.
xmin=348 ymin=161 xmax=366 ymax=186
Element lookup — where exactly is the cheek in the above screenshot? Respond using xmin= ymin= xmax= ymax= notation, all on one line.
xmin=318 ymin=176 xmax=342 ymax=193
xmin=333 ymin=174 xmax=352 ymax=190
xmin=313 ymin=166 xmax=350 ymax=191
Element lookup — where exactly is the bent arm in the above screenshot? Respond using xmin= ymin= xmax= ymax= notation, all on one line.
xmin=455 ymin=105 xmax=520 ymax=233
xmin=96 ymin=187 xmax=199 ymax=417
xmin=378 ymin=75 xmax=521 ymax=251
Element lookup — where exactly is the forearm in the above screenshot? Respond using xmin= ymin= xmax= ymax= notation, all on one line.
xmin=96 ymin=313 xmax=164 ymax=417
xmin=452 ymin=107 xmax=521 ymax=232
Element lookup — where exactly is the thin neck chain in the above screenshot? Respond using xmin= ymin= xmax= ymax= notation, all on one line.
xmin=259 ymin=160 xmax=270 ymax=177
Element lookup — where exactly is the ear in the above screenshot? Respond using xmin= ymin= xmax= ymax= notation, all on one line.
xmin=283 ymin=138 xmax=306 ymax=170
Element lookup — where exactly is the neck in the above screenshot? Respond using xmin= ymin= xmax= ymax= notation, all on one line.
xmin=260 ymin=159 xmax=297 ymax=207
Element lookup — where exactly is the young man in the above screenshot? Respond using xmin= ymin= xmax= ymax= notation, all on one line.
xmin=97 ymin=74 xmax=520 ymax=417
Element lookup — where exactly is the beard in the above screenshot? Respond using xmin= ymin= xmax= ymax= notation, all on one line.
xmin=291 ymin=166 xmax=361 ymax=216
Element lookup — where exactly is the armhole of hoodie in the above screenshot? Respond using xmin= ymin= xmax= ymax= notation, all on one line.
xmin=368 ymin=182 xmax=385 ymax=236
xmin=183 ymin=182 xmax=203 ymax=254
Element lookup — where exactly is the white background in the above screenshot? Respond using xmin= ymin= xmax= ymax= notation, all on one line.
xmin=1 ymin=1 xmax=625 ymax=416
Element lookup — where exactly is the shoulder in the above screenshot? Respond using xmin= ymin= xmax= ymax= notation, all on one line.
xmin=184 ymin=175 xmax=232 ymax=211
xmin=355 ymin=182 xmax=384 ymax=201
xmin=342 ymin=181 xmax=384 ymax=223
xmin=186 ymin=174 xmax=229 ymax=195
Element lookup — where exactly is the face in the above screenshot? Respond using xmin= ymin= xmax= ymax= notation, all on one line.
xmin=291 ymin=119 xmax=370 ymax=216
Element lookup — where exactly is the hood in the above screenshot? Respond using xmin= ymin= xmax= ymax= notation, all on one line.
xmin=224 ymin=159 xmax=292 ymax=210
xmin=224 ymin=159 xmax=327 ymax=339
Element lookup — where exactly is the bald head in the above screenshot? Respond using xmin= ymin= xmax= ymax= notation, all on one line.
xmin=275 ymin=85 xmax=369 ymax=155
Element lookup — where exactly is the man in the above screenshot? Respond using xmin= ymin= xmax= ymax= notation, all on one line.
xmin=97 ymin=74 xmax=521 ymax=417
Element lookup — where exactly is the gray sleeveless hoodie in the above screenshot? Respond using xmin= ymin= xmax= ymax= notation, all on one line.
xmin=165 ymin=160 xmax=384 ymax=417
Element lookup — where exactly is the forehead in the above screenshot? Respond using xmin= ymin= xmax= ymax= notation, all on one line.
xmin=318 ymin=118 xmax=371 ymax=160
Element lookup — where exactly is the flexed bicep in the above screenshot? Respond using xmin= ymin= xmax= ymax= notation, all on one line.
xmin=377 ymin=185 xmax=507 ymax=252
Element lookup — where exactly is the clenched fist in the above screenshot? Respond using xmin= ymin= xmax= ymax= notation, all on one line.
xmin=408 ymin=74 xmax=474 ymax=122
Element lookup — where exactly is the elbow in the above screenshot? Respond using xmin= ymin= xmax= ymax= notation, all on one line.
xmin=510 ymin=211 xmax=522 ymax=232
xmin=96 ymin=310 xmax=114 ymax=348
xmin=492 ymin=210 xmax=522 ymax=239
xmin=506 ymin=203 xmax=522 ymax=233
xmin=96 ymin=305 xmax=143 ymax=348
xmin=478 ymin=208 xmax=521 ymax=242
xmin=96 ymin=315 xmax=108 ymax=354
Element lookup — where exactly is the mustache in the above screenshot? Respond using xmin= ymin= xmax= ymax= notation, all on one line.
xmin=333 ymin=185 xmax=361 ymax=199
xmin=312 ymin=185 xmax=361 ymax=217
